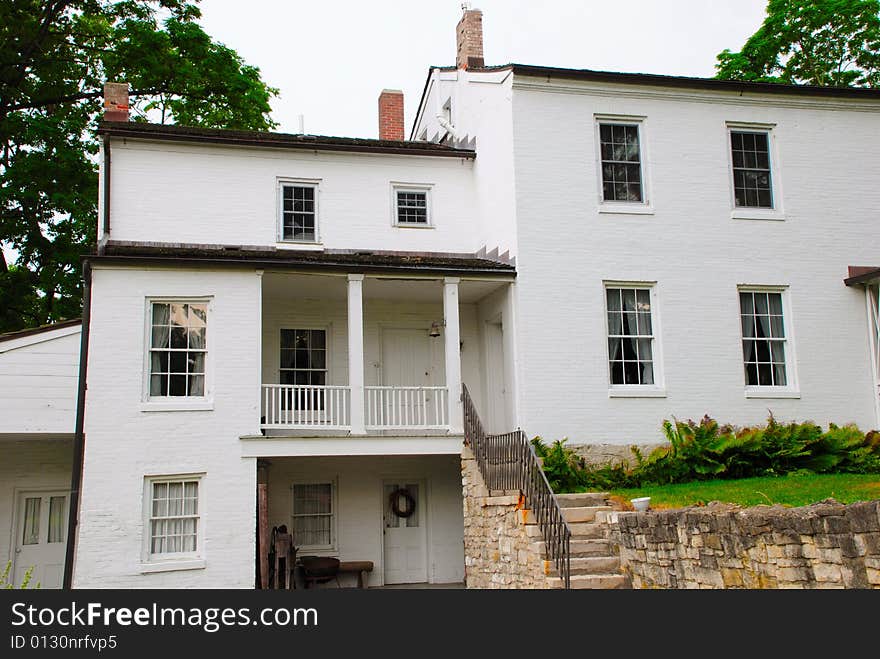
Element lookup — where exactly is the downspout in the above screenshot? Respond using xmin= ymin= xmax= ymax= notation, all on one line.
xmin=98 ymin=134 xmax=111 ymax=253
xmin=63 ymin=260 xmax=92 ymax=589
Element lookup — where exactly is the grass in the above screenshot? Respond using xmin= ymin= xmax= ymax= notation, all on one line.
xmin=609 ymin=473 xmax=880 ymax=510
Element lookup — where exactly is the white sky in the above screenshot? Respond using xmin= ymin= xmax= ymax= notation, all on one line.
xmin=197 ymin=0 xmax=770 ymax=139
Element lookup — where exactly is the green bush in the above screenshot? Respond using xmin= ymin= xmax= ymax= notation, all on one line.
xmin=1 ymin=561 xmax=37 ymax=589
xmin=534 ymin=416 xmax=880 ymax=493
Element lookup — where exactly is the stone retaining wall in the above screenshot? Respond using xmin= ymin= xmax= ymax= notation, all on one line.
xmin=612 ymin=499 xmax=880 ymax=589
xmin=461 ymin=447 xmax=552 ymax=589
xmin=572 ymin=442 xmax=665 ymax=467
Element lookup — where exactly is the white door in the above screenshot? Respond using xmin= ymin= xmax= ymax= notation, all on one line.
xmin=381 ymin=329 xmax=444 ymax=426
xmin=383 ymin=480 xmax=428 ymax=585
xmin=13 ymin=491 xmax=69 ymax=589
xmin=485 ymin=321 xmax=507 ymax=434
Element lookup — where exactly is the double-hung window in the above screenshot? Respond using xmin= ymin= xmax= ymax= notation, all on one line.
xmin=739 ymin=289 xmax=795 ymax=391
xmin=279 ymin=182 xmax=318 ymax=242
xmin=291 ymin=482 xmax=335 ymax=551
xmin=149 ymin=302 xmax=207 ymax=398
xmin=730 ymin=130 xmax=774 ymax=209
xmin=392 ymin=185 xmax=431 ymax=227
xmin=146 ymin=476 xmax=202 ymax=560
xmin=598 ymin=122 xmax=644 ymax=203
xmin=280 ymin=328 xmax=327 ymax=410
xmin=605 ymin=286 xmax=658 ymax=387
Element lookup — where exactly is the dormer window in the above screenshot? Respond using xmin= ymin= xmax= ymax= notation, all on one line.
xmin=279 ymin=181 xmax=319 ymax=243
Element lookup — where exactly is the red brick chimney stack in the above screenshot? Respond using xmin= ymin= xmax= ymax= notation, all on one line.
xmin=378 ymin=89 xmax=405 ymax=141
xmin=456 ymin=6 xmax=484 ymax=69
xmin=103 ymin=82 xmax=129 ymax=122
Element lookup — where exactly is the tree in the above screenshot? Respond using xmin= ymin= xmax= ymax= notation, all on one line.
xmin=715 ymin=0 xmax=880 ymax=87
xmin=0 ymin=1 xmax=277 ymax=332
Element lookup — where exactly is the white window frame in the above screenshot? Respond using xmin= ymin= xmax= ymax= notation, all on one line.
xmin=290 ymin=479 xmax=338 ymax=553
xmin=142 ymin=297 xmax=213 ymax=412
xmin=603 ymin=281 xmax=666 ymax=397
xmin=595 ymin=114 xmax=653 ymax=216
xmin=141 ymin=473 xmax=206 ymax=573
xmin=391 ymin=183 xmax=434 ymax=229
xmin=277 ymin=178 xmax=321 ymax=244
xmin=279 ymin=325 xmax=332 ymax=419
xmin=726 ymin=122 xmax=785 ymax=221
xmin=738 ymin=285 xmax=799 ymax=398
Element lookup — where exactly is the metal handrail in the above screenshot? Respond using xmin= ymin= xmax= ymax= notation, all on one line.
xmin=462 ymin=384 xmax=571 ymax=589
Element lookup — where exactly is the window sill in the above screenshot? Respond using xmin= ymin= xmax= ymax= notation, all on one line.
xmin=731 ymin=209 xmax=785 ymax=222
xmin=140 ymin=400 xmax=214 ymax=412
xmin=393 ymin=223 xmax=435 ymax=230
xmin=598 ymin=204 xmax=654 ymax=216
xmin=139 ymin=559 xmax=206 ymax=574
xmin=275 ymin=241 xmax=324 ymax=250
xmin=744 ymin=388 xmax=800 ymax=399
xmin=608 ymin=387 xmax=667 ymax=398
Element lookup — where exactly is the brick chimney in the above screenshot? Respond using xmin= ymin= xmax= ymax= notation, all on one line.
xmin=103 ymin=82 xmax=129 ymax=122
xmin=456 ymin=7 xmax=484 ymax=69
xmin=378 ymin=89 xmax=404 ymax=141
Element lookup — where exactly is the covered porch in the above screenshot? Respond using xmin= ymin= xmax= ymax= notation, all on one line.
xmin=257 ymin=269 xmax=516 ymax=436
xmin=846 ymin=266 xmax=880 ymax=429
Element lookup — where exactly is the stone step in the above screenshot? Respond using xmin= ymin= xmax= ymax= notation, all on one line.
xmin=570 ymin=556 xmax=620 ymax=575
xmin=555 ymin=492 xmax=610 ymax=508
xmin=561 ymin=506 xmax=613 ymax=523
xmin=547 ymin=574 xmax=632 ymax=590
xmin=567 ymin=522 xmax=606 ymax=539
xmin=570 ymin=539 xmax=612 ymax=557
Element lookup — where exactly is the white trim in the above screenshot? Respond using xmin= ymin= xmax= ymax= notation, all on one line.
xmin=142 ymin=297 xmax=214 ymax=406
xmin=141 ymin=472 xmax=206 ymax=568
xmin=391 ymin=182 xmax=434 ymax=228
xmin=594 ymin=115 xmax=654 ymax=214
xmin=737 ymin=284 xmax=800 ymax=395
xmin=0 ymin=324 xmax=81 ymax=354
xmin=602 ymin=280 xmax=665 ymax=392
xmin=277 ymin=178 xmax=321 ymax=244
xmin=239 ymin=435 xmax=464 ymax=458
xmin=290 ymin=478 xmax=338 ymax=553
xmin=726 ymin=123 xmax=785 ymax=219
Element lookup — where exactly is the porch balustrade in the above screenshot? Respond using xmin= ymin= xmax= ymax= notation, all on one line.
xmin=365 ymin=386 xmax=449 ymax=430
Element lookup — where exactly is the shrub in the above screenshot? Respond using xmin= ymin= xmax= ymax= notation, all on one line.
xmin=1 ymin=561 xmax=36 ymax=589
xmin=536 ymin=416 xmax=880 ymax=493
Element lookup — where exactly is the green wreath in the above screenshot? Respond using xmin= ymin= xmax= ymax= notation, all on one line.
xmin=389 ymin=488 xmax=416 ymax=518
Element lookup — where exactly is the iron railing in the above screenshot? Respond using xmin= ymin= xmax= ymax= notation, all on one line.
xmin=462 ymin=384 xmax=571 ymax=588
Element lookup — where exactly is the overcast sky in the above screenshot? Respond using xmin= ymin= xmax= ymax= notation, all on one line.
xmin=197 ymin=0 xmax=770 ymax=139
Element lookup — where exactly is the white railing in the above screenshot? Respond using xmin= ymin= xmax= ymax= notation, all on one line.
xmin=365 ymin=386 xmax=449 ymax=430
xmin=261 ymin=384 xmax=350 ymax=429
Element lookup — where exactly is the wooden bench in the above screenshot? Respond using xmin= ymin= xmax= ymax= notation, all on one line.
xmin=338 ymin=560 xmax=373 ymax=588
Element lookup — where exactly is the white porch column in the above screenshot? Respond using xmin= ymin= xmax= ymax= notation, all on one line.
xmin=348 ymin=274 xmax=366 ymax=434
xmin=444 ymin=277 xmax=463 ymax=433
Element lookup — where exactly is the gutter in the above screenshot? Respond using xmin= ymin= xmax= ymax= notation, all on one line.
xmin=98 ymin=134 xmax=110 ymax=253
xmin=63 ymin=261 xmax=92 ymax=589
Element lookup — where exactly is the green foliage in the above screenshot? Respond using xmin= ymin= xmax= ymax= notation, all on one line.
xmin=0 ymin=561 xmax=37 ymax=589
xmin=716 ymin=0 xmax=880 ymax=87
xmin=536 ymin=416 xmax=880 ymax=493
xmin=531 ymin=436 xmax=590 ymax=492
xmin=0 ymin=1 xmax=278 ymax=333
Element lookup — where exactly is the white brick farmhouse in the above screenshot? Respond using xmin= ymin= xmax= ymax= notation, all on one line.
xmin=2 ymin=9 xmax=878 ymax=588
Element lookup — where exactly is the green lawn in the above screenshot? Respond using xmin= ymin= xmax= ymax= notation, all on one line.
xmin=610 ymin=473 xmax=880 ymax=509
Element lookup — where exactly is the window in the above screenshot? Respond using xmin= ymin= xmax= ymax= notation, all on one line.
xmin=599 ymin=123 xmax=643 ymax=203
xmin=394 ymin=187 xmax=430 ymax=226
xmin=739 ymin=290 xmax=789 ymax=387
xmin=730 ymin=130 xmax=773 ymax=208
xmin=280 ymin=329 xmax=327 ymax=410
xmin=147 ymin=477 xmax=201 ymax=559
xmin=280 ymin=183 xmax=318 ymax=242
xmin=292 ymin=482 xmax=335 ymax=551
xmin=606 ymin=286 xmax=656 ymax=386
xmin=149 ymin=302 xmax=207 ymax=398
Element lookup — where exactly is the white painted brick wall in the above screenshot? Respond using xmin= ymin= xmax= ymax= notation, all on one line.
xmin=74 ymin=267 xmax=261 ymax=587
xmin=511 ymin=83 xmax=880 ymax=443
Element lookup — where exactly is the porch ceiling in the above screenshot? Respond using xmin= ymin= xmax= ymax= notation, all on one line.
xmin=261 ymin=272 xmax=507 ymax=303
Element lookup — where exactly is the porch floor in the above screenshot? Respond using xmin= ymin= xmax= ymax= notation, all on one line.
xmin=377 ymin=582 xmax=465 ymax=590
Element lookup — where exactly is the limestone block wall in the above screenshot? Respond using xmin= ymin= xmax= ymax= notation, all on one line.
xmin=461 ymin=448 xmax=553 ymax=589
xmin=612 ymin=500 xmax=880 ymax=589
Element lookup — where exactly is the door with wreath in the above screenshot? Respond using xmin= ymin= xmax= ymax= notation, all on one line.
xmin=382 ymin=480 xmax=427 ymax=585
